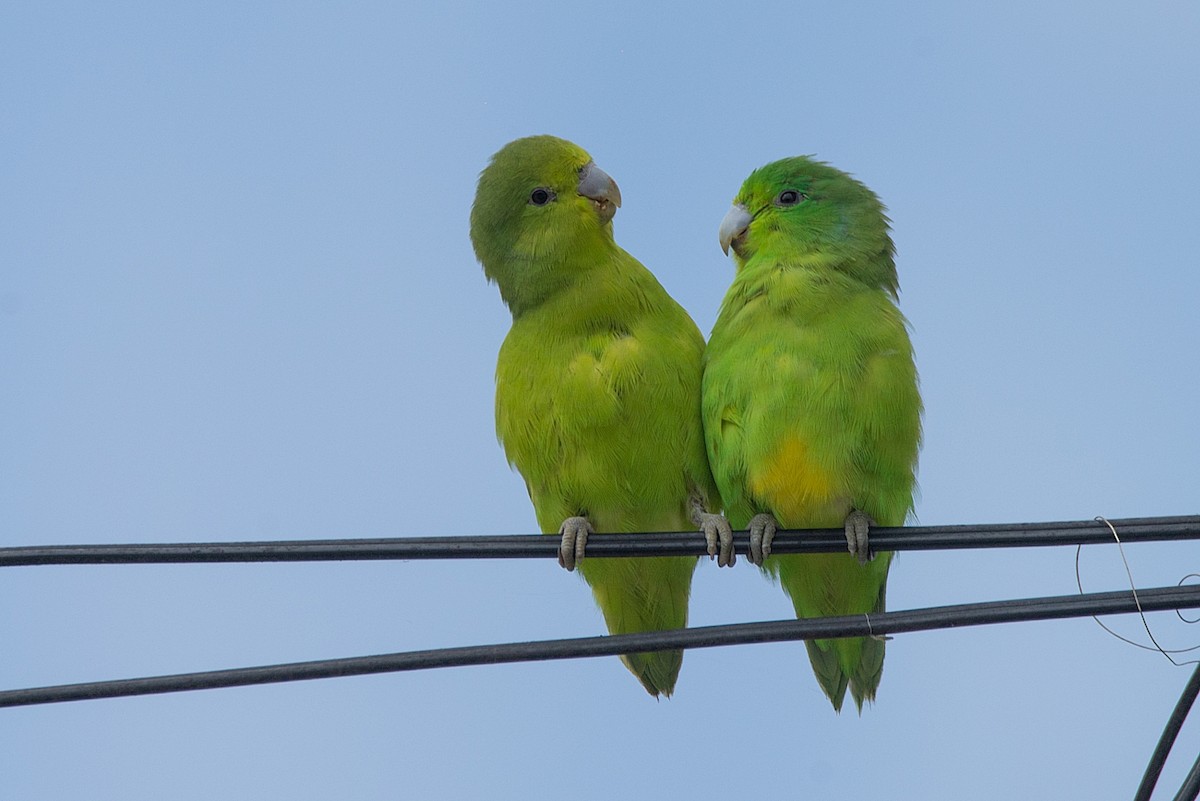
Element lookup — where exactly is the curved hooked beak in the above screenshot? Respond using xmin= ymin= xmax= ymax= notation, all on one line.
xmin=578 ymin=162 xmax=622 ymax=224
xmin=719 ymin=204 xmax=753 ymax=256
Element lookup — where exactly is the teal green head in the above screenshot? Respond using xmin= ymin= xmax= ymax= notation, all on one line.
xmin=470 ymin=135 xmax=623 ymax=317
xmin=718 ymin=156 xmax=898 ymax=295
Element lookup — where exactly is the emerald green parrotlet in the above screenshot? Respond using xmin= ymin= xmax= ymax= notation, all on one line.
xmin=471 ymin=135 xmax=731 ymax=697
xmin=703 ymin=156 xmax=922 ymax=711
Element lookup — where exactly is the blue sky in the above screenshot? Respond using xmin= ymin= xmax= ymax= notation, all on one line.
xmin=3 ymin=2 xmax=1199 ymax=799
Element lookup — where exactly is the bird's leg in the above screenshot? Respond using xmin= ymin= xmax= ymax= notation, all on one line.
xmin=691 ymin=492 xmax=734 ymax=567
xmin=557 ymin=516 xmax=593 ymax=572
xmin=844 ymin=509 xmax=874 ymax=564
xmin=747 ymin=512 xmax=778 ymax=567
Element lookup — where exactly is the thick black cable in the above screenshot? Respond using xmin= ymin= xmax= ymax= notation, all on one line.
xmin=2 ymin=583 xmax=1197 ymax=708
xmin=1134 ymin=663 xmax=1200 ymax=801
xmin=3 ymin=515 xmax=1198 ymax=567
xmin=1174 ymin=753 xmax=1200 ymax=801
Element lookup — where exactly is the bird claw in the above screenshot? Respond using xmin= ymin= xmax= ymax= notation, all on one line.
xmin=690 ymin=492 xmax=734 ymax=567
xmin=845 ymin=509 xmax=874 ymax=564
xmin=697 ymin=512 xmax=735 ymax=567
xmin=747 ymin=513 xmax=778 ymax=566
xmin=558 ymin=516 xmax=593 ymax=572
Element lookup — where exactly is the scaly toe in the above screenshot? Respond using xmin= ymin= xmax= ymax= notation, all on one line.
xmin=748 ymin=513 xmax=778 ymax=567
xmin=844 ymin=510 xmax=873 ymax=565
xmin=558 ymin=516 xmax=592 ymax=572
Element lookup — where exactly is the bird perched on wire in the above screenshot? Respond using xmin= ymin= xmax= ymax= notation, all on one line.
xmin=471 ymin=135 xmax=732 ymax=697
xmin=703 ymin=156 xmax=922 ymax=711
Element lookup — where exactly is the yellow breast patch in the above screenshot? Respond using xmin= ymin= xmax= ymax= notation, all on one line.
xmin=748 ymin=436 xmax=847 ymax=525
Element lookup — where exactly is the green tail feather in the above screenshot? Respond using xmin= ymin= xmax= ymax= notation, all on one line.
xmin=773 ymin=552 xmax=891 ymax=712
xmin=578 ymin=554 xmax=696 ymax=697
xmin=803 ymin=627 xmax=884 ymax=713
xmin=805 ymin=571 xmax=888 ymax=712
xmin=804 ymin=639 xmax=852 ymax=711
xmin=848 ymin=582 xmax=888 ymax=710
xmin=620 ymin=650 xmax=684 ymax=698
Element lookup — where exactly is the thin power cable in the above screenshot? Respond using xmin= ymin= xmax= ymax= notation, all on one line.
xmin=1134 ymin=663 xmax=1200 ymax=801
xmin=3 ymin=515 xmax=1198 ymax=567
xmin=2 ymin=583 xmax=1197 ymax=708
xmin=1077 ymin=518 xmax=1200 ymax=666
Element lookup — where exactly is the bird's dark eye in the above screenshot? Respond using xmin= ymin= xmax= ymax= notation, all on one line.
xmin=529 ymin=188 xmax=556 ymax=206
xmin=775 ymin=189 xmax=805 ymax=207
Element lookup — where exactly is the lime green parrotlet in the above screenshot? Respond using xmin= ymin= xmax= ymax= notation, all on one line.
xmin=703 ymin=156 xmax=922 ymax=711
xmin=470 ymin=135 xmax=732 ymax=697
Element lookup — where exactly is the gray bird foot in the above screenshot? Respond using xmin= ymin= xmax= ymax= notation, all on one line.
xmin=747 ymin=513 xmax=778 ymax=566
xmin=558 ymin=516 xmax=593 ymax=572
xmin=845 ymin=509 xmax=874 ymax=564
xmin=696 ymin=511 xmax=735 ymax=568
xmin=690 ymin=492 xmax=734 ymax=567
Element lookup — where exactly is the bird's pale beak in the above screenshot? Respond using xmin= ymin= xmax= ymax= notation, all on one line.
xmin=578 ymin=162 xmax=622 ymax=224
xmin=719 ymin=204 xmax=753 ymax=256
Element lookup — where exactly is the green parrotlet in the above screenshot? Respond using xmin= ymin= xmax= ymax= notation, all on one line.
xmin=471 ymin=135 xmax=732 ymax=697
xmin=703 ymin=156 xmax=922 ymax=710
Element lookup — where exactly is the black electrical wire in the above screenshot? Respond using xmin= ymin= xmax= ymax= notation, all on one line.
xmin=2 ymin=583 xmax=1197 ymax=708
xmin=1134 ymin=663 xmax=1200 ymax=801
xmin=1174 ymin=753 xmax=1200 ymax=801
xmin=3 ymin=515 xmax=1198 ymax=567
